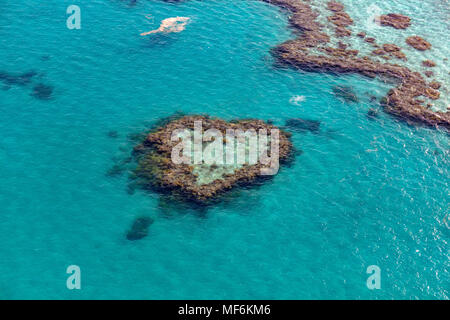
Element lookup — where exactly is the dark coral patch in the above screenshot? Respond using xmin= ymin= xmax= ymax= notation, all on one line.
xmin=126 ymin=217 xmax=154 ymax=241
xmin=422 ymin=60 xmax=436 ymax=67
xmin=31 ymin=83 xmax=53 ymax=100
xmin=285 ymin=118 xmax=320 ymax=134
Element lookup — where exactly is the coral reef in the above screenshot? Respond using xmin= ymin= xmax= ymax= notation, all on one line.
xmin=357 ymin=32 xmax=366 ymax=38
xmin=370 ymin=44 xmax=407 ymax=61
xmin=377 ymin=13 xmax=411 ymax=29
xmin=262 ymin=0 xmax=449 ymax=130
xmin=131 ymin=115 xmax=293 ymax=203
xmin=406 ymin=36 xmax=432 ymax=51
xmin=326 ymin=1 xmax=353 ymax=37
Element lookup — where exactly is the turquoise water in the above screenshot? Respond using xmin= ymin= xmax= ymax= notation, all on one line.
xmin=0 ymin=0 xmax=448 ymax=299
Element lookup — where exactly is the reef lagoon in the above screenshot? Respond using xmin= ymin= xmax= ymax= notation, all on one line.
xmin=0 ymin=0 xmax=449 ymax=299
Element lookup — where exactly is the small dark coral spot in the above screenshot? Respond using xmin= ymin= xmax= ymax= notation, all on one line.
xmin=31 ymin=83 xmax=53 ymax=100
xmin=126 ymin=216 xmax=154 ymax=241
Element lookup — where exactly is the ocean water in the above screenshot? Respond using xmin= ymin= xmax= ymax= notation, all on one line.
xmin=0 ymin=0 xmax=448 ymax=299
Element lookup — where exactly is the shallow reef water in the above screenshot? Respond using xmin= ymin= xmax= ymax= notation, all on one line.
xmin=0 ymin=0 xmax=448 ymax=299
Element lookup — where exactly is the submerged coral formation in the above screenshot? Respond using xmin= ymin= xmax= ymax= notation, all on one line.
xmin=30 ymin=83 xmax=53 ymax=100
xmin=262 ymin=0 xmax=449 ymax=130
xmin=131 ymin=115 xmax=293 ymax=203
xmin=0 ymin=70 xmax=37 ymax=86
xmin=332 ymin=85 xmax=359 ymax=103
xmin=1 ymin=70 xmax=54 ymax=99
xmin=422 ymin=60 xmax=436 ymax=68
xmin=126 ymin=216 xmax=154 ymax=240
